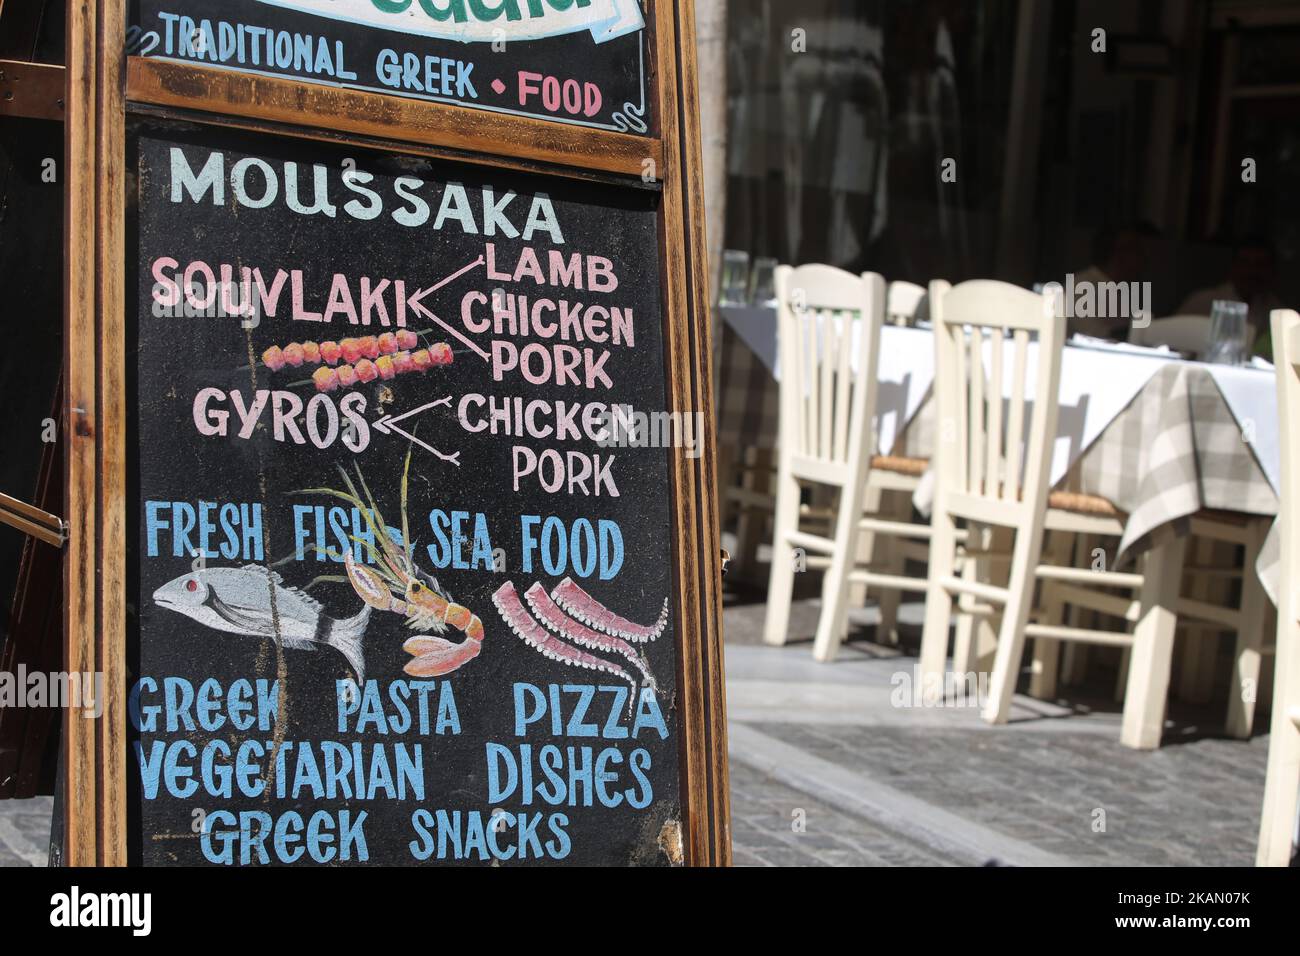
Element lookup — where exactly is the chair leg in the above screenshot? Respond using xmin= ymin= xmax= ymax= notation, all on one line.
xmin=1177 ymin=631 xmax=1217 ymax=705
xmin=876 ymin=531 xmax=905 ymax=646
xmin=1178 ymin=538 xmax=1229 ymax=704
xmin=918 ymin=510 xmax=960 ymax=701
xmin=1060 ymin=534 xmax=1093 ymax=686
xmin=847 ymin=482 xmax=884 ymax=611
xmin=1120 ymin=535 xmax=1188 ymax=749
xmin=1227 ymin=521 xmax=1268 ymax=739
xmin=973 ymin=606 xmax=1002 ymax=674
xmin=1257 ymin=716 xmax=1300 ymax=866
xmin=727 ymin=448 xmax=753 ymax=573
xmin=1060 ymin=643 xmax=1086 ymax=686
xmin=1029 ymin=531 xmax=1072 ymax=700
xmin=762 ymin=468 xmax=802 ymax=647
xmin=980 ymin=528 xmax=1013 ymax=671
xmin=955 ymin=525 xmax=1005 ymax=677
xmin=1114 ymin=647 xmax=1131 ymax=703
xmin=984 ymin=522 xmax=1047 ymax=725
xmin=717 ymin=444 xmax=738 ymax=533
xmin=1257 ymin=616 xmax=1300 ymax=865
xmin=1029 ymin=604 xmax=1063 ymax=701
xmin=812 ymin=479 xmax=867 ymax=663
xmin=952 ymin=523 xmax=984 ymax=675
xmin=734 ymin=448 xmax=774 ymax=580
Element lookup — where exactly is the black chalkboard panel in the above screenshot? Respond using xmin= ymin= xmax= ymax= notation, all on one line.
xmin=127 ymin=0 xmax=652 ymax=134
xmin=128 ymin=119 xmax=683 ymax=865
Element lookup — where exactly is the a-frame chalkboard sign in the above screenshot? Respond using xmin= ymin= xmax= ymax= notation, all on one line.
xmin=64 ymin=0 xmax=728 ymax=866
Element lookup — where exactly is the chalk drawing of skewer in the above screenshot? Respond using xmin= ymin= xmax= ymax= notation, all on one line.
xmin=372 ymin=397 xmax=461 ymax=466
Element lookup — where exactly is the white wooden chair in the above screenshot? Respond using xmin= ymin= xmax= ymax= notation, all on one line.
xmin=762 ymin=265 xmax=938 ymax=658
xmin=1030 ymin=513 xmax=1269 ymax=743
xmin=886 ymin=280 xmax=926 ymax=326
xmin=725 ymin=278 xmax=935 ymax=584
xmin=851 ymin=278 xmax=953 ymax=644
xmin=917 ymin=281 xmax=1267 ymax=744
xmin=1129 ymin=315 xmax=1210 ymax=352
xmin=918 ymin=280 xmax=1069 ymax=715
xmin=1258 ymin=308 xmax=1300 ymax=866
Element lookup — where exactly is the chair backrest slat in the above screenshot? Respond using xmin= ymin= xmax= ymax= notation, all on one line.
xmin=819 ymin=313 xmax=836 ymax=458
xmin=802 ymin=315 xmax=816 ymax=456
xmin=774 ymin=265 xmax=885 ymax=471
xmin=930 ymin=279 xmax=1063 ymax=510
xmin=833 ymin=310 xmax=853 ymax=461
xmin=1004 ymin=329 xmax=1029 ymax=502
xmin=787 ymin=295 xmax=808 ymax=456
xmin=951 ymin=320 xmax=970 ymax=490
xmin=987 ymin=327 xmax=1004 ymax=497
xmin=969 ymin=326 xmax=986 ymax=492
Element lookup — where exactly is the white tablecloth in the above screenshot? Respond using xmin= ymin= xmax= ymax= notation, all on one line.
xmin=719 ymin=307 xmax=1279 ymax=495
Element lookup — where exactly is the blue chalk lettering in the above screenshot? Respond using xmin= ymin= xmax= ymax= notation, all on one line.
xmin=485 ymin=742 xmax=518 ymax=803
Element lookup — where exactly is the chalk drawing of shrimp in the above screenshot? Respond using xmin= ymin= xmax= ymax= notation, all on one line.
xmin=299 ymin=450 xmax=485 ymax=677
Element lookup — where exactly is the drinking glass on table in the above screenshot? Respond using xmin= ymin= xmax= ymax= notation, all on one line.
xmin=718 ymin=250 xmax=750 ymax=307
xmin=1204 ymin=300 xmax=1249 ymax=365
xmin=749 ymin=257 xmax=778 ymax=308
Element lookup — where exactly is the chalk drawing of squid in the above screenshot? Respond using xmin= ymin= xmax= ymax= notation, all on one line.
xmin=299 ymin=451 xmax=485 ymax=678
xmin=492 ymin=578 xmax=668 ymax=696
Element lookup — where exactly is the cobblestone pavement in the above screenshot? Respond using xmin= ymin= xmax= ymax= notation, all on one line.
xmin=729 ymin=757 xmax=958 ymax=866
xmin=745 ymin=722 xmax=1266 ymax=866
xmin=0 ymin=796 xmax=51 ymax=867
xmin=723 ymin=595 xmax=1276 ymax=867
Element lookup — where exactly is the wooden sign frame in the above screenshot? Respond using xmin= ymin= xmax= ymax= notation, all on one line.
xmin=63 ymin=0 xmax=729 ymax=866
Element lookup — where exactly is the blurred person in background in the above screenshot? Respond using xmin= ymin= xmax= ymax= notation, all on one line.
xmin=1178 ymin=236 xmax=1284 ymax=346
xmin=1069 ymin=221 xmax=1161 ymax=340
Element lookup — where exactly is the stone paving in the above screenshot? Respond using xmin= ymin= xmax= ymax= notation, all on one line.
xmin=745 ymin=721 xmax=1266 ymax=866
xmin=723 ymin=593 xmax=1277 ymax=867
xmin=729 ymin=757 xmax=957 ymax=866
xmin=0 ymin=795 xmax=50 ymax=867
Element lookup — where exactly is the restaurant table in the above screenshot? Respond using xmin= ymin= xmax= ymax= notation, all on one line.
xmin=716 ymin=304 xmax=1281 ymax=596
xmin=716 ymin=304 xmax=1283 ymax=746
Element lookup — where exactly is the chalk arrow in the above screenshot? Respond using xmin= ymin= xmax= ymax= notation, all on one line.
xmin=406 ymin=284 xmax=436 ymax=316
xmin=405 ymin=257 xmax=492 ymax=363
xmin=409 ymin=301 xmax=492 ymax=362
xmin=406 ymin=257 xmax=484 ymax=320
xmin=373 ymin=397 xmax=461 ymax=467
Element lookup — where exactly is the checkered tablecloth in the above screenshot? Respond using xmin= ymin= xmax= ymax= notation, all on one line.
xmin=716 ymin=321 xmax=1282 ymax=599
xmin=716 ymin=319 xmax=781 ymax=451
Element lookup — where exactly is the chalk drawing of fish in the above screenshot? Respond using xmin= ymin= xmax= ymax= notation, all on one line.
xmin=152 ymin=565 xmax=371 ymax=683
